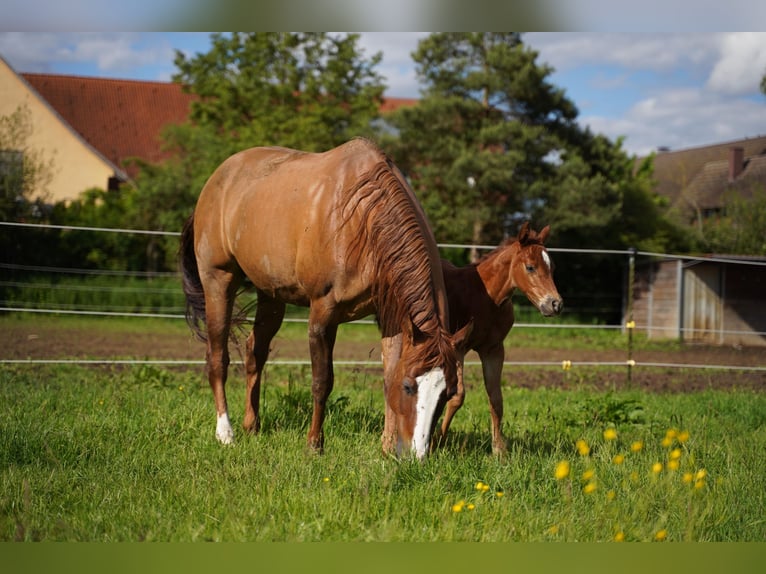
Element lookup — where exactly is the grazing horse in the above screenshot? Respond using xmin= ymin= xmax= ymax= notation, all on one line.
xmin=438 ymin=222 xmax=563 ymax=455
xmin=179 ymin=138 xmax=469 ymax=459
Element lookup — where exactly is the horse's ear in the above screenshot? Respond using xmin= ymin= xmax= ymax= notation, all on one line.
xmin=517 ymin=221 xmax=531 ymax=244
xmin=452 ymin=320 xmax=473 ymax=354
xmin=538 ymin=225 xmax=550 ymax=244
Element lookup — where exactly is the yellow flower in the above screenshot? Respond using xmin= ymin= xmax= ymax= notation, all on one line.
xmin=576 ymin=439 xmax=590 ymax=456
xmin=614 ymin=531 xmax=625 ymax=542
xmin=607 ymin=490 xmax=616 ymax=501
xmin=548 ymin=524 xmax=560 ymax=535
xmin=695 ymin=469 xmax=707 ymax=481
xmin=694 ymin=480 xmax=706 ymax=490
xmin=630 ymin=440 xmax=643 ymax=452
xmin=475 ymin=481 xmax=486 ymax=491
xmin=612 ymin=454 xmax=625 ymax=465
xmin=682 ymin=472 xmax=694 ymax=484
xmin=667 ymin=459 xmax=680 ymax=471
xmin=495 ymin=491 xmax=504 ymax=498
xmin=178 ymin=385 xmax=184 ymax=391
xmin=678 ymin=430 xmax=690 ymax=443
xmin=583 ymin=481 xmax=597 ymax=494
xmin=669 ymin=448 xmax=682 ymax=460
xmin=661 ymin=437 xmax=673 ymax=448
xmin=555 ymin=460 xmax=570 ymax=480
xmin=452 ymin=500 xmax=466 ymax=513
xmin=654 ymin=529 xmax=668 ymax=542
xmin=603 ymin=428 xmax=618 ymax=441
xmin=322 ymin=477 xmax=330 ymax=483
xmin=652 ymin=462 xmax=663 ymax=474
xmin=582 ymin=468 xmax=595 ymax=481
xmin=467 ymin=503 xmax=476 ymax=510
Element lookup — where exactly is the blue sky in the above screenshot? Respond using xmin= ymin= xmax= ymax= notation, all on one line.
xmin=2 ymin=31 xmax=765 ymax=157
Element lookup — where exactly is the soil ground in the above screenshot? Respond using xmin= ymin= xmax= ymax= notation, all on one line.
xmin=2 ymin=320 xmax=764 ymax=393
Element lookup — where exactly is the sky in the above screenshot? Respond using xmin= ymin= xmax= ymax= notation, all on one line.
xmin=1 ymin=31 xmax=766 ymax=157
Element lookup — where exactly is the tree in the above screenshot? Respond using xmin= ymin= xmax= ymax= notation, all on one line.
xmin=0 ymin=103 xmax=55 ymax=221
xmin=172 ymin=32 xmax=386 ymax=153
xmin=383 ymin=33 xmax=579 ymax=257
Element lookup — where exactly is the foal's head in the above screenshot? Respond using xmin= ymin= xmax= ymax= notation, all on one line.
xmin=511 ymin=222 xmax=563 ymax=317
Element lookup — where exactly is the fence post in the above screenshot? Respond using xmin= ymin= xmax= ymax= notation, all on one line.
xmin=626 ymin=247 xmax=637 ymax=387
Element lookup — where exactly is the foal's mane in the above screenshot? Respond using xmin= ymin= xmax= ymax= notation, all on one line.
xmin=339 ymin=143 xmax=455 ymax=373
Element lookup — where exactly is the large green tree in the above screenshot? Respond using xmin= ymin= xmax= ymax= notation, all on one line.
xmin=384 ymin=33 xmax=579 ymax=254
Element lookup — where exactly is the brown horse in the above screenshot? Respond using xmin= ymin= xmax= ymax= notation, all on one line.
xmin=179 ymin=138 xmax=469 ymax=459
xmin=438 ymin=222 xmax=563 ymax=455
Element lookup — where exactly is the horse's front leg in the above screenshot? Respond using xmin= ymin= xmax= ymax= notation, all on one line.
xmin=481 ymin=344 xmax=507 ymax=456
xmin=306 ymin=305 xmax=338 ymax=453
xmin=380 ymin=333 xmax=402 ymax=456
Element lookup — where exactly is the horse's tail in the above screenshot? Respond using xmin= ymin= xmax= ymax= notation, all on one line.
xmin=179 ymin=212 xmax=207 ymax=342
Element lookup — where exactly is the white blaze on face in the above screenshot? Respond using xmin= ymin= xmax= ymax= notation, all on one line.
xmin=541 ymin=249 xmax=551 ymax=271
xmin=411 ymin=367 xmax=446 ymax=459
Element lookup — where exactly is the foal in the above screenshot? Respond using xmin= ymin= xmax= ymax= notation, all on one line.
xmin=439 ymin=222 xmax=563 ymax=454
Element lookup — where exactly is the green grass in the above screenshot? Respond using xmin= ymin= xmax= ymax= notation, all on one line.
xmin=1 ymin=360 xmax=764 ymax=542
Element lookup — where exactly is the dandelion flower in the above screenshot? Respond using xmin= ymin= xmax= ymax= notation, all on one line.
xmin=652 ymin=462 xmax=663 ymax=474
xmin=452 ymin=500 xmax=466 ymax=513
xmin=576 ymin=439 xmax=590 ymax=456
xmin=322 ymin=477 xmax=330 ymax=483
xmin=667 ymin=459 xmax=680 ymax=471
xmin=495 ymin=491 xmax=504 ymax=498
xmin=682 ymin=472 xmax=694 ymax=484
xmin=607 ymin=490 xmax=616 ymax=501
xmin=661 ymin=437 xmax=673 ymax=448
xmin=555 ymin=460 xmax=570 ymax=480
xmin=678 ymin=430 xmax=690 ymax=443
xmin=695 ymin=469 xmax=707 ymax=481
xmin=582 ymin=469 xmax=595 ymax=481
xmin=583 ymin=481 xmax=597 ymax=494
xmin=603 ymin=428 xmax=618 ymax=441
xmin=548 ymin=524 xmax=560 ymax=535
xmin=614 ymin=531 xmax=625 ymax=542
xmin=630 ymin=440 xmax=643 ymax=452
xmin=654 ymin=529 xmax=668 ymax=542
xmin=467 ymin=503 xmax=476 ymax=510
xmin=475 ymin=481 xmax=486 ymax=491
xmin=612 ymin=454 xmax=625 ymax=465
xmin=669 ymin=448 xmax=682 ymax=460
xmin=694 ymin=480 xmax=706 ymax=490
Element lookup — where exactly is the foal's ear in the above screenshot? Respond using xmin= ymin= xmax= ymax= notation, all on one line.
xmin=517 ymin=221 xmax=531 ymax=244
xmin=538 ymin=225 xmax=550 ymax=244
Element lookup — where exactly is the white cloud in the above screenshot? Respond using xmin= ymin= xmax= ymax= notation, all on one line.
xmin=707 ymin=33 xmax=766 ymax=95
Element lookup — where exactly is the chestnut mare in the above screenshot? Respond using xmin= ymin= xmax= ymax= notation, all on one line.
xmin=438 ymin=222 xmax=563 ymax=455
xmin=179 ymin=138 xmax=469 ymax=459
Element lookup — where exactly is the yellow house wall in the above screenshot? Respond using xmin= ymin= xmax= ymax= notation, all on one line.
xmin=0 ymin=58 xmax=117 ymax=204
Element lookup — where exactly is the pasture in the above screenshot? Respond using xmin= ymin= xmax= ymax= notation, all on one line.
xmin=1 ymin=315 xmax=764 ymax=542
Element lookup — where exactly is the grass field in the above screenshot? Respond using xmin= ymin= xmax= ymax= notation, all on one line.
xmin=2 ymin=339 xmax=765 ymax=541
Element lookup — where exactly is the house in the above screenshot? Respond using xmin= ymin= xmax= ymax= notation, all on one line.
xmin=0 ymin=55 xmax=416 ymax=204
xmin=629 ymin=137 xmax=766 ymax=347
xmin=651 ymin=135 xmax=766 ymax=221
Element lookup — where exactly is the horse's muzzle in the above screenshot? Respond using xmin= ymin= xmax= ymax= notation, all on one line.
xmin=540 ymin=296 xmax=564 ymax=317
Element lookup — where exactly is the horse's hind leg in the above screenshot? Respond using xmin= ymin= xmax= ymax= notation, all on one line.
xmin=243 ymin=293 xmax=285 ymax=435
xmin=201 ymin=268 xmax=241 ymax=444
xmin=306 ymin=300 xmax=338 ymax=453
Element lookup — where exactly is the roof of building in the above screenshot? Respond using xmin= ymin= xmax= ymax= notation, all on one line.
xmin=19 ymin=72 xmax=417 ymax=181
xmin=21 ymin=73 xmax=196 ymax=179
xmin=649 ymin=135 xmax=766 ymax=212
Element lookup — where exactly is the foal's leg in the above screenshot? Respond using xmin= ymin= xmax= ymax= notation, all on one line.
xmin=480 ymin=344 xmax=507 ymax=455
xmin=201 ymin=268 xmax=240 ymax=444
xmin=243 ymin=293 xmax=286 ymax=435
xmin=437 ymin=357 xmax=465 ymax=448
xmin=306 ymin=301 xmax=338 ymax=452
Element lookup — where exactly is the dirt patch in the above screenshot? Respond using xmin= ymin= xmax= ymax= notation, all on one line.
xmin=2 ymin=320 xmax=764 ymax=392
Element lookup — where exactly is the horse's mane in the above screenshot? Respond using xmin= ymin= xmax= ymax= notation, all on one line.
xmin=339 ymin=143 xmax=455 ymax=374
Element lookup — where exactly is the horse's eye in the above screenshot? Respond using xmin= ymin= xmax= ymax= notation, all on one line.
xmin=526 ymin=265 xmax=535 ymax=273
xmin=403 ymin=378 xmax=417 ymax=396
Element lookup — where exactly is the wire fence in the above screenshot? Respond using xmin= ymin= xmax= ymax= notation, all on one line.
xmin=1 ymin=220 xmax=764 ymax=375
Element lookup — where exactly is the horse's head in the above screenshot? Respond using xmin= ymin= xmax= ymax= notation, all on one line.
xmin=512 ymin=222 xmax=563 ymax=317
xmin=385 ymin=321 xmax=471 ymax=459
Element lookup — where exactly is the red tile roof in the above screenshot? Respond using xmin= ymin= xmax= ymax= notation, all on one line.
xmin=22 ymin=73 xmax=196 ymax=179
xmin=21 ymin=73 xmax=418 ymax=181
